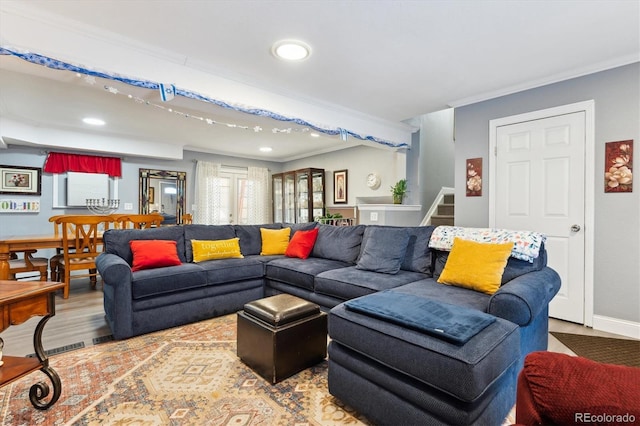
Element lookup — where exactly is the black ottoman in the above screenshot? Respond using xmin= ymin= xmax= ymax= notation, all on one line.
xmin=237 ymin=294 xmax=327 ymax=383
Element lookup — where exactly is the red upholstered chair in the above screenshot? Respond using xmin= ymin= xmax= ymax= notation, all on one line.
xmin=515 ymin=351 xmax=640 ymax=426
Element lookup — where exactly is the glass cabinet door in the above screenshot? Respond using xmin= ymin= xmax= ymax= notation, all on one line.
xmin=283 ymin=172 xmax=296 ymax=223
xmin=272 ymin=174 xmax=283 ymax=223
xmin=311 ymin=169 xmax=325 ymax=221
xmin=296 ymin=170 xmax=310 ymax=223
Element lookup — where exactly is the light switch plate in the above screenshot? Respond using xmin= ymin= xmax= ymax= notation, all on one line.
xmin=124 ymin=203 xmax=133 ymax=211
xmin=370 ymin=212 xmax=378 ymax=221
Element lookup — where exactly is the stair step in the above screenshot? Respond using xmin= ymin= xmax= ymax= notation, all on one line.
xmin=431 ymin=215 xmax=454 ymax=226
xmin=443 ymin=194 xmax=455 ymax=204
xmin=437 ymin=204 xmax=454 ymax=216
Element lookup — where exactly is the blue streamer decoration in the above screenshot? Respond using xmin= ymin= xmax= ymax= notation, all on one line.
xmin=0 ymin=46 xmax=408 ymax=148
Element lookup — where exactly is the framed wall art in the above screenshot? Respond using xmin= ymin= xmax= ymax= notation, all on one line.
xmin=466 ymin=158 xmax=482 ymax=196
xmin=0 ymin=165 xmax=42 ymax=195
xmin=333 ymin=170 xmax=348 ymax=204
xmin=604 ymin=140 xmax=632 ymax=193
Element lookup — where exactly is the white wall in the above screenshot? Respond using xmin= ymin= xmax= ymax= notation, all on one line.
xmin=454 ymin=63 xmax=640 ymax=328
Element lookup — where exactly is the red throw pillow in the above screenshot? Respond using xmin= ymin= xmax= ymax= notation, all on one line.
xmin=130 ymin=240 xmax=182 ymax=272
xmin=285 ymin=228 xmax=319 ymax=259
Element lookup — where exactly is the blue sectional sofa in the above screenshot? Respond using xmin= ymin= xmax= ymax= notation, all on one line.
xmin=96 ymin=222 xmax=560 ymax=425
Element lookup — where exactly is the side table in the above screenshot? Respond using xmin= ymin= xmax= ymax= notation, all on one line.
xmin=0 ymin=280 xmax=65 ymax=409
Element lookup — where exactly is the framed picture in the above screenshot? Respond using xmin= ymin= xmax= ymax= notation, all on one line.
xmin=466 ymin=158 xmax=482 ymax=196
xmin=333 ymin=170 xmax=348 ymax=204
xmin=604 ymin=140 xmax=633 ymax=193
xmin=0 ymin=165 xmax=42 ymax=195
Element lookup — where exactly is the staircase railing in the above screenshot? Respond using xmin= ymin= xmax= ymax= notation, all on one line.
xmin=420 ymin=187 xmax=455 ymax=226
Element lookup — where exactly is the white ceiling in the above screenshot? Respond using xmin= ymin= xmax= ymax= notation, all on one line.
xmin=1 ymin=0 xmax=638 ymax=161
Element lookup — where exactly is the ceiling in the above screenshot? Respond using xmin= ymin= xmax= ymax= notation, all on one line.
xmin=1 ymin=0 xmax=638 ymax=161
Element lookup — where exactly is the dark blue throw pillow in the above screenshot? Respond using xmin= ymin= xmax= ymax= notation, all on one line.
xmin=356 ymin=227 xmax=410 ymax=274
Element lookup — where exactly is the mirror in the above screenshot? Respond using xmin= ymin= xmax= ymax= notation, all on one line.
xmin=139 ymin=168 xmax=186 ymax=225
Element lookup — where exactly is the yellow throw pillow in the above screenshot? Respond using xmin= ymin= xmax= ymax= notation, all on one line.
xmin=260 ymin=227 xmax=291 ymax=255
xmin=191 ymin=238 xmax=244 ymax=262
xmin=437 ymin=237 xmax=513 ymax=295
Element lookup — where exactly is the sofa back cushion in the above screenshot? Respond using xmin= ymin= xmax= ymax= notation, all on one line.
xmin=234 ymin=223 xmax=282 ymax=256
xmin=311 ymin=224 xmax=365 ymax=263
xmin=359 ymin=225 xmax=435 ymax=274
xmin=184 ymin=225 xmax=236 ymax=262
xmin=103 ymin=226 xmax=187 ymax=265
xmin=356 ymin=227 xmax=410 ymax=274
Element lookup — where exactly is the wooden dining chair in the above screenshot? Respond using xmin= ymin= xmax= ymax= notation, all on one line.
xmin=57 ymin=215 xmax=113 ymax=299
xmin=48 ymin=214 xmax=78 ymax=282
xmin=112 ymin=213 xmax=164 ymax=229
xmin=8 ymin=250 xmax=49 ymax=281
xmin=181 ymin=213 xmax=193 ymax=224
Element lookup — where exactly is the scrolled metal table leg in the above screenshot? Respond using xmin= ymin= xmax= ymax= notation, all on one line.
xmin=30 ymin=313 xmax=62 ymax=409
xmin=29 ymin=366 xmax=61 ymax=410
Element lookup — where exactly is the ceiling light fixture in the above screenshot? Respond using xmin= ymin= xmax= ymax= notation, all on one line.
xmin=272 ymin=39 xmax=311 ymax=61
xmin=259 ymin=146 xmax=273 ymax=152
xmin=310 ymin=132 xmax=320 ymax=138
xmin=82 ymin=117 xmax=105 ymax=126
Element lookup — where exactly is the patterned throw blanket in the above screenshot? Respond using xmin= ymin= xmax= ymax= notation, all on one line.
xmin=429 ymin=226 xmax=546 ymax=263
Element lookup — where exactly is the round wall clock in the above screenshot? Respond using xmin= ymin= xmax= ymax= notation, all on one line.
xmin=366 ymin=172 xmax=381 ymax=189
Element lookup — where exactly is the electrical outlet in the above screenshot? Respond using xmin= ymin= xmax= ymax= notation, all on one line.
xmin=370 ymin=212 xmax=378 ymax=221
xmin=124 ymin=203 xmax=133 ymax=211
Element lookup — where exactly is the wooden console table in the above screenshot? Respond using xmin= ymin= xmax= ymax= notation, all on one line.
xmin=0 ymin=280 xmax=65 ymax=409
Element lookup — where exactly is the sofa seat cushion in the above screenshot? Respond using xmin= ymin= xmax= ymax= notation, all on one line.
xmin=329 ymin=301 xmax=520 ymax=403
xmin=315 ymin=267 xmax=428 ymax=301
xmin=391 ymin=280 xmax=491 ymax=313
xmin=131 ymin=263 xmax=207 ymax=299
xmin=196 ymin=256 xmax=265 ymax=284
xmin=265 ymin=257 xmax=350 ymax=291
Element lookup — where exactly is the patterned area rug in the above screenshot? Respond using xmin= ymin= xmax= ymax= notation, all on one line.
xmin=1 ymin=314 xmax=515 ymax=425
xmin=551 ymin=332 xmax=640 ymax=367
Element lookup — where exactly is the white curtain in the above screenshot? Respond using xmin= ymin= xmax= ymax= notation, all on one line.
xmin=247 ymin=166 xmax=270 ymax=224
xmin=194 ymin=161 xmax=222 ymax=225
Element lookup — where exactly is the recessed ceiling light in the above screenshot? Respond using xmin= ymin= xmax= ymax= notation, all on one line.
xmin=82 ymin=117 xmax=105 ymax=126
xmin=310 ymin=132 xmax=320 ymax=138
xmin=259 ymin=146 xmax=273 ymax=152
xmin=272 ymin=40 xmax=311 ymax=61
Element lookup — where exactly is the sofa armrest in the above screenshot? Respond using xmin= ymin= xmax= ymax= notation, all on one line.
xmin=488 ymin=267 xmax=560 ymax=326
xmin=96 ymin=252 xmax=132 ymax=287
xmin=96 ymin=253 xmax=134 ymax=339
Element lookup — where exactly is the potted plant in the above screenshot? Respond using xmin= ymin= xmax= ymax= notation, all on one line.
xmin=391 ymin=179 xmax=407 ymax=204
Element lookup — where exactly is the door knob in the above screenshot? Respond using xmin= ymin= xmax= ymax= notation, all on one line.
xmin=571 ymin=224 xmax=581 ymax=232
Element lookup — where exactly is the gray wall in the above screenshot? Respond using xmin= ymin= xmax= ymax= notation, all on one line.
xmin=0 ymin=146 xmax=279 ymax=240
xmin=416 ymin=108 xmax=455 ymax=217
xmin=455 ymin=63 xmax=640 ymax=324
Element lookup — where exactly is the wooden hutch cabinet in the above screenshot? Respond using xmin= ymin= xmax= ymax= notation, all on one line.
xmin=272 ymin=168 xmax=325 ymax=223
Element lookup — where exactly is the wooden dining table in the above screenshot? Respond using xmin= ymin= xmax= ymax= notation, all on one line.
xmin=0 ymin=235 xmax=64 ymax=280
xmin=0 ymin=234 xmax=102 ymax=281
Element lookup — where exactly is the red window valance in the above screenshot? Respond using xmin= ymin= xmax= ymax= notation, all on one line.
xmin=43 ymin=152 xmax=122 ymax=177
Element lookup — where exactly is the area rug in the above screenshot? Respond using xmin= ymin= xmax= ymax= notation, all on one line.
xmin=551 ymin=332 xmax=640 ymax=367
xmin=1 ymin=314 xmax=515 ymax=425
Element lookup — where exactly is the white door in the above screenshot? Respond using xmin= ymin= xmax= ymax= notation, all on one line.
xmin=493 ymin=112 xmax=586 ymax=323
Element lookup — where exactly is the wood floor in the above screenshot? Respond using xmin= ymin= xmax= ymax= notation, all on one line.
xmin=1 ymin=278 xmax=636 ymax=357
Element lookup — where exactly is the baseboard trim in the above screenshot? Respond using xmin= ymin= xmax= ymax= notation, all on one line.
xmin=592 ymin=315 xmax=640 ymax=339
